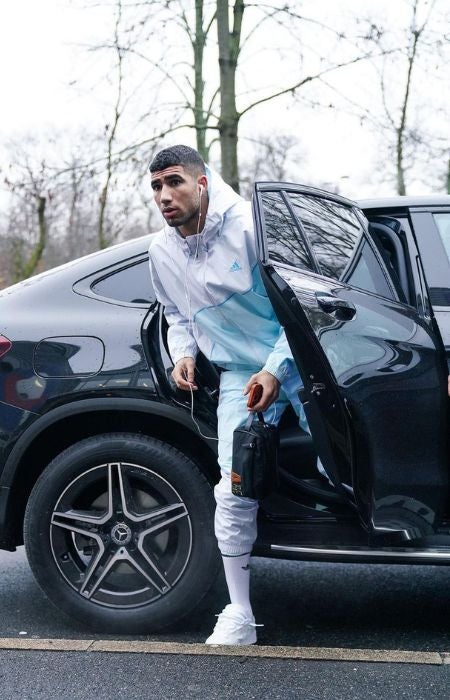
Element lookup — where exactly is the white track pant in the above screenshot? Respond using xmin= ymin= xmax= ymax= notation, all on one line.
xmin=214 ymin=367 xmax=307 ymax=556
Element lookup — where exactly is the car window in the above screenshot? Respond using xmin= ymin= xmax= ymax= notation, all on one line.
xmin=433 ymin=213 xmax=450 ymax=263
xmin=259 ymin=189 xmax=398 ymax=301
xmin=260 ymin=191 xmax=315 ymax=272
xmin=342 ymin=240 xmax=394 ymax=299
xmin=287 ymin=193 xmax=363 ymax=280
xmin=91 ymin=259 xmax=155 ymax=305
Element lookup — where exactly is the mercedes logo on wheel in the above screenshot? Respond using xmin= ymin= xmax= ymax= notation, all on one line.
xmin=111 ymin=522 xmax=132 ymax=546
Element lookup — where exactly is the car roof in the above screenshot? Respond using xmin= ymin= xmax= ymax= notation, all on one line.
xmin=359 ymin=195 xmax=450 ymax=210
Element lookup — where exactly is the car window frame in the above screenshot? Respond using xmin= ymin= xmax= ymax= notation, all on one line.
xmin=73 ymin=253 xmax=157 ymax=309
xmin=258 ymin=184 xmax=403 ymax=305
xmin=410 ymin=207 xmax=450 ymax=310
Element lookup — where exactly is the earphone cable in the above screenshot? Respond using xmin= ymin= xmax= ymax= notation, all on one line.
xmin=183 ymin=187 xmax=219 ymax=441
xmin=188 ymin=382 xmax=219 ymax=442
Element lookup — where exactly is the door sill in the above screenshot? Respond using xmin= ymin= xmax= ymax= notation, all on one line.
xmin=270 ymin=543 xmax=450 ymax=564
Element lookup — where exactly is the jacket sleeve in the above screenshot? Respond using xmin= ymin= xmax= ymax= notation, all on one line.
xmin=148 ymin=253 xmax=198 ymax=365
xmin=262 ymin=326 xmax=294 ymax=383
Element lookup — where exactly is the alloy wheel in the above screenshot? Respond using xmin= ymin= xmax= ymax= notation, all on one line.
xmin=49 ymin=461 xmax=192 ymax=608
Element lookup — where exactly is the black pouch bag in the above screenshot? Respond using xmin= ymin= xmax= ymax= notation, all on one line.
xmin=231 ymin=412 xmax=279 ymax=500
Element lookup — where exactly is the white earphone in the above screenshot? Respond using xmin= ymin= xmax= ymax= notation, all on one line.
xmin=198 ymin=184 xmax=204 ymax=197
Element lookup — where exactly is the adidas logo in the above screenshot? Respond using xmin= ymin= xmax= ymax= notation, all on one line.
xmin=229 ymin=260 xmax=242 ymax=272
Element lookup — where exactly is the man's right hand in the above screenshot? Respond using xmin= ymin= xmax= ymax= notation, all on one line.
xmin=172 ymin=357 xmax=197 ymax=390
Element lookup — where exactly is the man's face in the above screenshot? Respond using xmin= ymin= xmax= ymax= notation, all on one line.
xmin=151 ymin=165 xmax=206 ymax=233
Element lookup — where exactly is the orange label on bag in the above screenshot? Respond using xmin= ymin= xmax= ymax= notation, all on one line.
xmin=231 ymin=471 xmax=241 ymax=484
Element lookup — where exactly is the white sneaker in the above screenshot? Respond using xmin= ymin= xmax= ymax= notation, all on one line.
xmin=205 ymin=603 xmax=261 ymax=645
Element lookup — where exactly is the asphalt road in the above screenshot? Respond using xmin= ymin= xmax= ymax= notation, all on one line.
xmin=2 ymin=548 xmax=450 ymax=698
xmin=2 ymin=547 xmax=450 ymax=650
xmin=0 ymin=651 xmax=449 ymax=700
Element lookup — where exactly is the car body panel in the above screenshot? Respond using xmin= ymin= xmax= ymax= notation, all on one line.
xmin=361 ymin=198 xmax=450 ymax=365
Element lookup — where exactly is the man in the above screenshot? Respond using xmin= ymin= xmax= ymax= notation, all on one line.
xmin=148 ymin=145 xmax=307 ymax=645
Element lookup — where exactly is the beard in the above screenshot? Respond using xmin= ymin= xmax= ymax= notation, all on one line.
xmin=165 ymin=204 xmax=200 ymax=229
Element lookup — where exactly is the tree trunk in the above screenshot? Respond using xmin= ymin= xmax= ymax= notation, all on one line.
xmin=217 ymin=0 xmax=244 ymax=193
xmin=97 ymin=0 xmax=123 ymax=250
xmin=12 ymin=239 xmax=25 ymax=284
xmin=14 ymin=195 xmax=47 ymax=282
xmin=396 ymin=2 xmax=422 ymax=196
xmin=396 ymin=128 xmax=407 ymax=196
xmin=98 ymin=180 xmax=110 ymax=250
xmin=193 ymin=0 xmax=207 ymax=160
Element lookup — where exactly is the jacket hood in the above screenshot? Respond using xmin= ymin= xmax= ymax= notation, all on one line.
xmin=203 ymin=165 xmax=242 ymax=229
xmin=188 ymin=165 xmax=245 ymax=247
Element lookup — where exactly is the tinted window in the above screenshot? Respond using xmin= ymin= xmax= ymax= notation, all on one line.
xmin=434 ymin=213 xmax=450 ymax=262
xmin=261 ymin=189 xmax=395 ymax=300
xmin=261 ymin=191 xmax=315 ymax=272
xmin=91 ymin=259 xmax=154 ymax=304
xmin=343 ymin=241 xmax=394 ymax=299
xmin=288 ymin=193 xmax=362 ymax=280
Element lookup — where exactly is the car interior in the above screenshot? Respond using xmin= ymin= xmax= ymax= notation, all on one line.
xmin=367 ymin=216 xmax=413 ymax=304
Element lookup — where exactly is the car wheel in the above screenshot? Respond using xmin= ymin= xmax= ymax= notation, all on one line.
xmin=24 ymin=432 xmax=219 ymax=633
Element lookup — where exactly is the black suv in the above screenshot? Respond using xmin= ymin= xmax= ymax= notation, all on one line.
xmin=1 ymin=185 xmax=449 ymax=633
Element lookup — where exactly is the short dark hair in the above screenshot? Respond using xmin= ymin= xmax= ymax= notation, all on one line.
xmin=149 ymin=145 xmax=205 ymax=175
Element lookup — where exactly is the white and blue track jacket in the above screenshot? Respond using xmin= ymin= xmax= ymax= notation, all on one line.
xmin=148 ymin=167 xmax=295 ymax=383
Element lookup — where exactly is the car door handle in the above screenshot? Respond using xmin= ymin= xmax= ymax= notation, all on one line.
xmin=315 ymin=292 xmax=356 ymax=320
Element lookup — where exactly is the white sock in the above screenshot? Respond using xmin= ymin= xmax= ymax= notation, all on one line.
xmin=222 ymin=553 xmax=252 ymax=614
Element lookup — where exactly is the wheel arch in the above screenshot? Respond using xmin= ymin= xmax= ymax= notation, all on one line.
xmin=0 ymin=398 xmax=219 ymax=549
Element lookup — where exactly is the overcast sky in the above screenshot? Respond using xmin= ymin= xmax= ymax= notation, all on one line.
xmin=1 ymin=0 xmax=448 ymax=199
xmin=2 ymin=1 xmax=80 ymax=129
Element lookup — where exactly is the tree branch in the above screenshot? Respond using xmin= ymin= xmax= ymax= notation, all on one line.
xmin=239 ymin=49 xmax=398 ymax=118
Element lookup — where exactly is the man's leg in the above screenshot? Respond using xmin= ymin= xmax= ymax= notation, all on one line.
xmin=206 ymin=369 xmax=288 ymax=645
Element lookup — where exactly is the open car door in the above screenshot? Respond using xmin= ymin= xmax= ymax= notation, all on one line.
xmin=253 ymin=183 xmax=448 ymax=542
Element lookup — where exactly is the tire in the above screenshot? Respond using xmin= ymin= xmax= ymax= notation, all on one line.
xmin=24 ymin=432 xmax=220 ymax=633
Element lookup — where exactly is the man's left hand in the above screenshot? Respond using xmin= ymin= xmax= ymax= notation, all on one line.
xmin=243 ymin=370 xmax=280 ymax=412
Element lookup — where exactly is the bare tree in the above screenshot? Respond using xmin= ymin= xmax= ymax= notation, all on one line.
xmin=240 ymin=133 xmax=301 ymax=198
xmin=0 ymin=127 xmax=153 ymax=287
xmin=216 ymin=0 xmax=244 ymax=192
xmin=186 ymin=0 xmax=217 ymax=159
xmin=388 ymin=0 xmax=434 ymax=194
xmin=215 ymin=1 xmax=388 ymax=191
xmin=365 ymin=0 xmax=448 ymax=194
xmin=96 ymin=0 xmax=126 ymax=249
xmin=2 ymin=150 xmax=53 ymax=282
xmin=86 ymin=1 xmax=385 ymax=192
